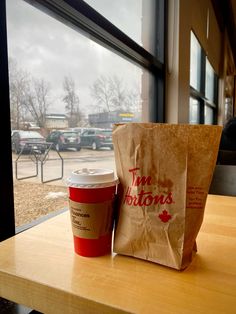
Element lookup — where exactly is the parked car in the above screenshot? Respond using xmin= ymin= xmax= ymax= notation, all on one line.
xmin=11 ymin=131 xmax=46 ymax=154
xmin=46 ymin=130 xmax=81 ymax=151
xmin=67 ymin=127 xmax=90 ymax=135
xmin=80 ymin=128 xmax=113 ymax=150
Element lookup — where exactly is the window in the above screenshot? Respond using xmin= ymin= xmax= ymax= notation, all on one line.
xmin=189 ymin=97 xmax=200 ymax=124
xmin=205 ymin=59 xmax=215 ymax=103
xmin=190 ymin=32 xmax=201 ymax=91
xmin=204 ymin=105 xmax=214 ymax=125
xmin=1 ymin=0 xmax=165 ymax=240
xmin=84 ymin=0 xmax=157 ymax=54
xmin=189 ymin=32 xmax=218 ymax=125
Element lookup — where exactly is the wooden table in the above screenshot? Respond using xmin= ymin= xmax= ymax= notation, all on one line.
xmin=0 ymin=195 xmax=236 ymax=313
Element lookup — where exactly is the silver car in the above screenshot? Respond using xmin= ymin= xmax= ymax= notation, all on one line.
xmin=11 ymin=131 xmax=46 ymax=154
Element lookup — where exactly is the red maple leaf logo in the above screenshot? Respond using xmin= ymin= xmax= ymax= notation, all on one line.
xmin=158 ymin=210 xmax=172 ymax=223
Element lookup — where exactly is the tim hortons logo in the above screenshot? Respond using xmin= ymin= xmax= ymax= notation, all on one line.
xmin=123 ymin=168 xmax=173 ymax=222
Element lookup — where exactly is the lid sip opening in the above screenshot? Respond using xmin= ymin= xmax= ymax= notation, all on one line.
xmin=66 ymin=168 xmax=118 ymax=188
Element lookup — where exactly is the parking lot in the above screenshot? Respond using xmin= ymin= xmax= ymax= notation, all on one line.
xmin=12 ymin=148 xmax=116 ymax=185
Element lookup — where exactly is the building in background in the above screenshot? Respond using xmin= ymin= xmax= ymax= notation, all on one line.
xmin=88 ymin=111 xmax=140 ymax=128
xmin=45 ymin=113 xmax=68 ymax=129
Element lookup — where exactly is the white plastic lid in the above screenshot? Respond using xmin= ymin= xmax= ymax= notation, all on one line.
xmin=66 ymin=168 xmax=118 ymax=188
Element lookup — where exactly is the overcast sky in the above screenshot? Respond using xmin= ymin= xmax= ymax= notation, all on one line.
xmin=6 ymin=0 xmax=144 ymax=115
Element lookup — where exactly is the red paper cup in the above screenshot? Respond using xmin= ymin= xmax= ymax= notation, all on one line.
xmin=66 ymin=168 xmax=118 ymax=257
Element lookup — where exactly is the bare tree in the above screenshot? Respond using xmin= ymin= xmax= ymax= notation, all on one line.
xmin=109 ymin=75 xmax=127 ymax=110
xmin=90 ymin=75 xmax=114 ymax=112
xmin=25 ymin=78 xmax=51 ymax=128
xmin=124 ymin=84 xmax=141 ymax=113
xmin=8 ymin=58 xmax=30 ymax=129
xmin=9 ymin=58 xmax=51 ymax=129
xmin=62 ymin=76 xmax=81 ymax=127
xmin=90 ymin=75 xmax=139 ymax=113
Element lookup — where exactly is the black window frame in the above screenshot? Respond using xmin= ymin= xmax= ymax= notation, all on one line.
xmin=0 ymin=0 xmax=165 ymax=241
xmin=0 ymin=0 xmax=15 ymax=241
xmin=190 ymin=31 xmax=218 ymax=125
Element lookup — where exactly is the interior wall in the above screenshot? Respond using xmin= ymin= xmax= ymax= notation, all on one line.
xmin=166 ymin=0 xmax=223 ymax=124
xmin=221 ymin=33 xmax=236 ymax=124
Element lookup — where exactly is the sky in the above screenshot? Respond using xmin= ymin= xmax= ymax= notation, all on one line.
xmin=6 ymin=0 xmax=145 ymax=116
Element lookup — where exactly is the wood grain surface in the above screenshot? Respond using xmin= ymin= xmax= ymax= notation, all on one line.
xmin=0 ymin=194 xmax=235 ymax=313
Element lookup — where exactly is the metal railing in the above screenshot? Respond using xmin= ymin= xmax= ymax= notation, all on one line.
xmin=15 ymin=142 xmax=64 ymax=183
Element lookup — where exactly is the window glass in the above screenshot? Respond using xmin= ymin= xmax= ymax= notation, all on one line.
xmin=205 ymin=59 xmax=215 ymax=103
xmin=7 ymin=0 xmax=153 ymax=228
xmin=190 ymin=32 xmax=201 ymax=91
xmin=101 ymin=130 xmax=112 ymax=135
xmin=17 ymin=131 xmax=44 ymax=139
xmin=189 ymin=31 xmax=218 ymax=125
xmin=204 ymin=105 xmax=214 ymax=125
xmin=189 ymin=97 xmax=200 ymax=124
xmin=84 ymin=0 xmax=156 ymax=54
xmin=62 ymin=132 xmax=78 ymax=138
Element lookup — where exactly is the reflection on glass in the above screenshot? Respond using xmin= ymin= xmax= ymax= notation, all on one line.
xmin=7 ymin=0 xmax=153 ymax=227
xmin=7 ymin=0 xmax=151 ymax=129
xmin=205 ymin=59 xmax=214 ymax=102
xmin=224 ymin=97 xmax=233 ymax=124
xmin=190 ymin=32 xmax=201 ymax=91
xmin=204 ymin=105 xmax=214 ymax=125
xmin=189 ymin=97 xmax=200 ymax=124
xmin=84 ymin=0 xmax=156 ymax=54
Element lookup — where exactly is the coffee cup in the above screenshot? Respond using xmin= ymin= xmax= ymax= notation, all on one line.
xmin=66 ymin=168 xmax=118 ymax=257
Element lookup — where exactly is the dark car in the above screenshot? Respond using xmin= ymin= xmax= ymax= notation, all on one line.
xmin=11 ymin=131 xmax=46 ymax=154
xmin=67 ymin=127 xmax=90 ymax=135
xmin=80 ymin=128 xmax=113 ymax=150
xmin=46 ymin=130 xmax=81 ymax=151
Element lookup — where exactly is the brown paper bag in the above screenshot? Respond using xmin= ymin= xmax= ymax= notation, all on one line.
xmin=112 ymin=123 xmax=222 ymax=269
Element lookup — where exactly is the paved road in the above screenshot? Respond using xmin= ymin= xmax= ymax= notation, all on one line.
xmin=12 ymin=148 xmax=116 ymax=186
